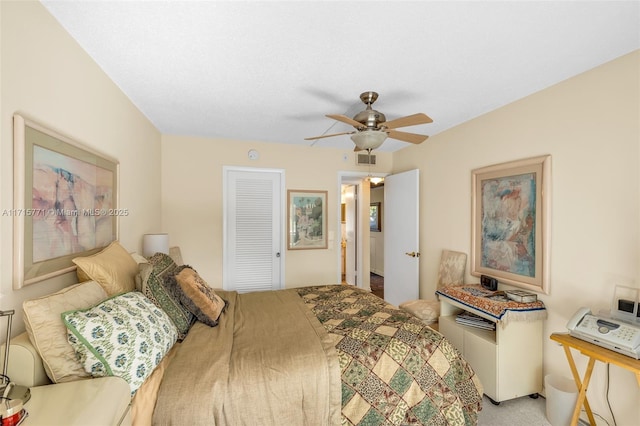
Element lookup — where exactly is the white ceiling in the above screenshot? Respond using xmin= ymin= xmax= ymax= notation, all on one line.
xmin=41 ymin=1 xmax=639 ymax=152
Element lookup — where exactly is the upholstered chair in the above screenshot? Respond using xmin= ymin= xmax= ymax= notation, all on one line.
xmin=399 ymin=250 xmax=467 ymax=326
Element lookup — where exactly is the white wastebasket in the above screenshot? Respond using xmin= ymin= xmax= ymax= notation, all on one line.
xmin=545 ymin=374 xmax=578 ymax=426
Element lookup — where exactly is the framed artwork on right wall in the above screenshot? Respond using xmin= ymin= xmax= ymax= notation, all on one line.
xmin=471 ymin=155 xmax=551 ymax=294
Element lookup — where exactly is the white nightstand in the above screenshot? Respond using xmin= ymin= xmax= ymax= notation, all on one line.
xmin=22 ymin=377 xmax=131 ymax=425
xmin=438 ymin=293 xmax=544 ymax=404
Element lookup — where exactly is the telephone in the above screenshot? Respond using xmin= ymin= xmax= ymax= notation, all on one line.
xmin=567 ymin=307 xmax=640 ymax=359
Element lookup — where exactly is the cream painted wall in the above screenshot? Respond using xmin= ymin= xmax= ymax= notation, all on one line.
xmin=0 ymin=2 xmax=161 ymax=335
xmin=394 ymin=51 xmax=640 ymax=425
xmin=161 ymin=134 xmax=391 ymax=289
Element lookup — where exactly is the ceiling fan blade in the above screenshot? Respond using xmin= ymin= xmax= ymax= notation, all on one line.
xmin=387 ymin=129 xmax=429 ymax=144
xmin=381 ymin=113 xmax=433 ymax=130
xmin=304 ymin=131 xmax=353 ymax=141
xmin=326 ymin=114 xmax=364 ymax=128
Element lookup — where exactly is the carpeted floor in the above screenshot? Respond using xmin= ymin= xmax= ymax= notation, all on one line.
xmin=478 ymin=395 xmax=551 ymax=425
xmin=370 ymin=273 xmax=384 ymax=298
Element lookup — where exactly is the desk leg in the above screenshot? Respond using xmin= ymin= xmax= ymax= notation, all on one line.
xmin=562 ymin=345 xmax=597 ymax=426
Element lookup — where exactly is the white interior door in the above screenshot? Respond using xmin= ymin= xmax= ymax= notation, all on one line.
xmin=383 ymin=169 xmax=420 ymax=306
xmin=344 ymin=184 xmax=357 ymax=285
xmin=223 ymin=167 xmax=283 ymax=292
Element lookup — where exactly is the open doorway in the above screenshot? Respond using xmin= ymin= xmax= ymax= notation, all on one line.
xmin=369 ymin=178 xmax=384 ymax=298
xmin=338 ymin=169 xmax=419 ymax=305
xmin=338 ymin=172 xmax=385 ymax=293
xmin=341 ymin=182 xmax=358 ymax=286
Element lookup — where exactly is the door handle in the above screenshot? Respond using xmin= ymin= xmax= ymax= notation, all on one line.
xmin=405 ymin=251 xmax=420 ymax=258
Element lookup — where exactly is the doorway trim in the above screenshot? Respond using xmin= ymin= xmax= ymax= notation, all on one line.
xmin=337 ymin=171 xmax=387 ymax=289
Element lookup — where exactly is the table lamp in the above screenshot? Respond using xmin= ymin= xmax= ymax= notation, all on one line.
xmin=142 ymin=233 xmax=170 ymax=258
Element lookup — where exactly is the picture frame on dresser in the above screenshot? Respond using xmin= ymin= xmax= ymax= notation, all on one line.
xmin=471 ymin=155 xmax=551 ymax=294
xmin=12 ymin=114 xmax=119 ymax=289
xmin=287 ymin=190 xmax=327 ymax=250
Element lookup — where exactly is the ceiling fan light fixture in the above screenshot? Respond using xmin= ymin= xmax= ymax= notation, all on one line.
xmin=351 ymin=130 xmax=387 ymax=150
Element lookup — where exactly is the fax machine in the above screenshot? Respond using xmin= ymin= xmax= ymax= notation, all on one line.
xmin=567 ymin=307 xmax=640 ymax=359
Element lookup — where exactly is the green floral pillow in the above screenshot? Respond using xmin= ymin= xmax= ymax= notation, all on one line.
xmin=62 ymin=291 xmax=178 ymax=395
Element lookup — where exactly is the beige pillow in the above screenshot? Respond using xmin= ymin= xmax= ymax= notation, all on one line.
xmin=23 ymin=281 xmax=107 ymax=383
xmin=168 ymin=246 xmax=183 ymax=265
xmin=73 ymin=241 xmax=138 ymax=296
xmin=399 ymin=299 xmax=440 ymax=324
xmin=130 ymin=252 xmax=149 ymax=265
xmin=174 ymin=266 xmax=226 ymax=327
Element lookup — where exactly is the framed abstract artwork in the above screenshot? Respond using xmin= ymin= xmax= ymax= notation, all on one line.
xmin=12 ymin=114 xmax=120 ymax=289
xmin=471 ymin=155 xmax=551 ymax=294
xmin=287 ymin=190 xmax=327 ymax=250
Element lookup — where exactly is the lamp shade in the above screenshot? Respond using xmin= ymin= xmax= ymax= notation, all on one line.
xmin=350 ymin=130 xmax=387 ymax=150
xmin=142 ymin=233 xmax=169 ymax=257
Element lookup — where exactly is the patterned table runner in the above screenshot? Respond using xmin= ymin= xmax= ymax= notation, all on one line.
xmin=436 ymin=284 xmax=547 ymax=324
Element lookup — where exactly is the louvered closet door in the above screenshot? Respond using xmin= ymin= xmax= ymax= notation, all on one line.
xmin=224 ymin=168 xmax=283 ymax=293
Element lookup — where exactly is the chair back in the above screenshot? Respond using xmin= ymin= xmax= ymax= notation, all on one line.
xmin=436 ymin=250 xmax=467 ymax=289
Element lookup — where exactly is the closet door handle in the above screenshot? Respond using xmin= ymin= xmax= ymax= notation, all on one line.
xmin=405 ymin=251 xmax=420 ymax=258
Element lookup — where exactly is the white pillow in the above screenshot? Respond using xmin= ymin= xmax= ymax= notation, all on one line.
xmin=23 ymin=281 xmax=108 ymax=383
xmin=63 ymin=292 xmax=178 ymax=395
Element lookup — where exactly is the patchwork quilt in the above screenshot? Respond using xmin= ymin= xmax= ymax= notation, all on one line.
xmin=297 ymin=285 xmax=483 ymax=426
xmin=149 ymin=285 xmax=482 ymax=426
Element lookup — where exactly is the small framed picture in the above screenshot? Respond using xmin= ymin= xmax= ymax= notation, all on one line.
xmin=287 ymin=190 xmax=327 ymax=250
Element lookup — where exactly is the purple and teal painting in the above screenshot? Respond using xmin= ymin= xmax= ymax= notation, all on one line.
xmin=481 ymin=172 xmax=536 ymax=278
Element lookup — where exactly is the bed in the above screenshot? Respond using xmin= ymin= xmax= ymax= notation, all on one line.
xmin=16 ymin=243 xmax=483 ymax=426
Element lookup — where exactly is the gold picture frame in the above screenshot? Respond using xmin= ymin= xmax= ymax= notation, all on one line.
xmin=12 ymin=114 xmax=119 ymax=289
xmin=287 ymin=190 xmax=327 ymax=250
xmin=471 ymin=155 xmax=551 ymax=294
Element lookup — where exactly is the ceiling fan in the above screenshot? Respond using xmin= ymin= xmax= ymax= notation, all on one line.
xmin=305 ymin=91 xmax=432 ymax=151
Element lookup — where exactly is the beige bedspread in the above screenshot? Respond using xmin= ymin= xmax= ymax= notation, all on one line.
xmin=151 ymin=289 xmax=341 ymax=425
